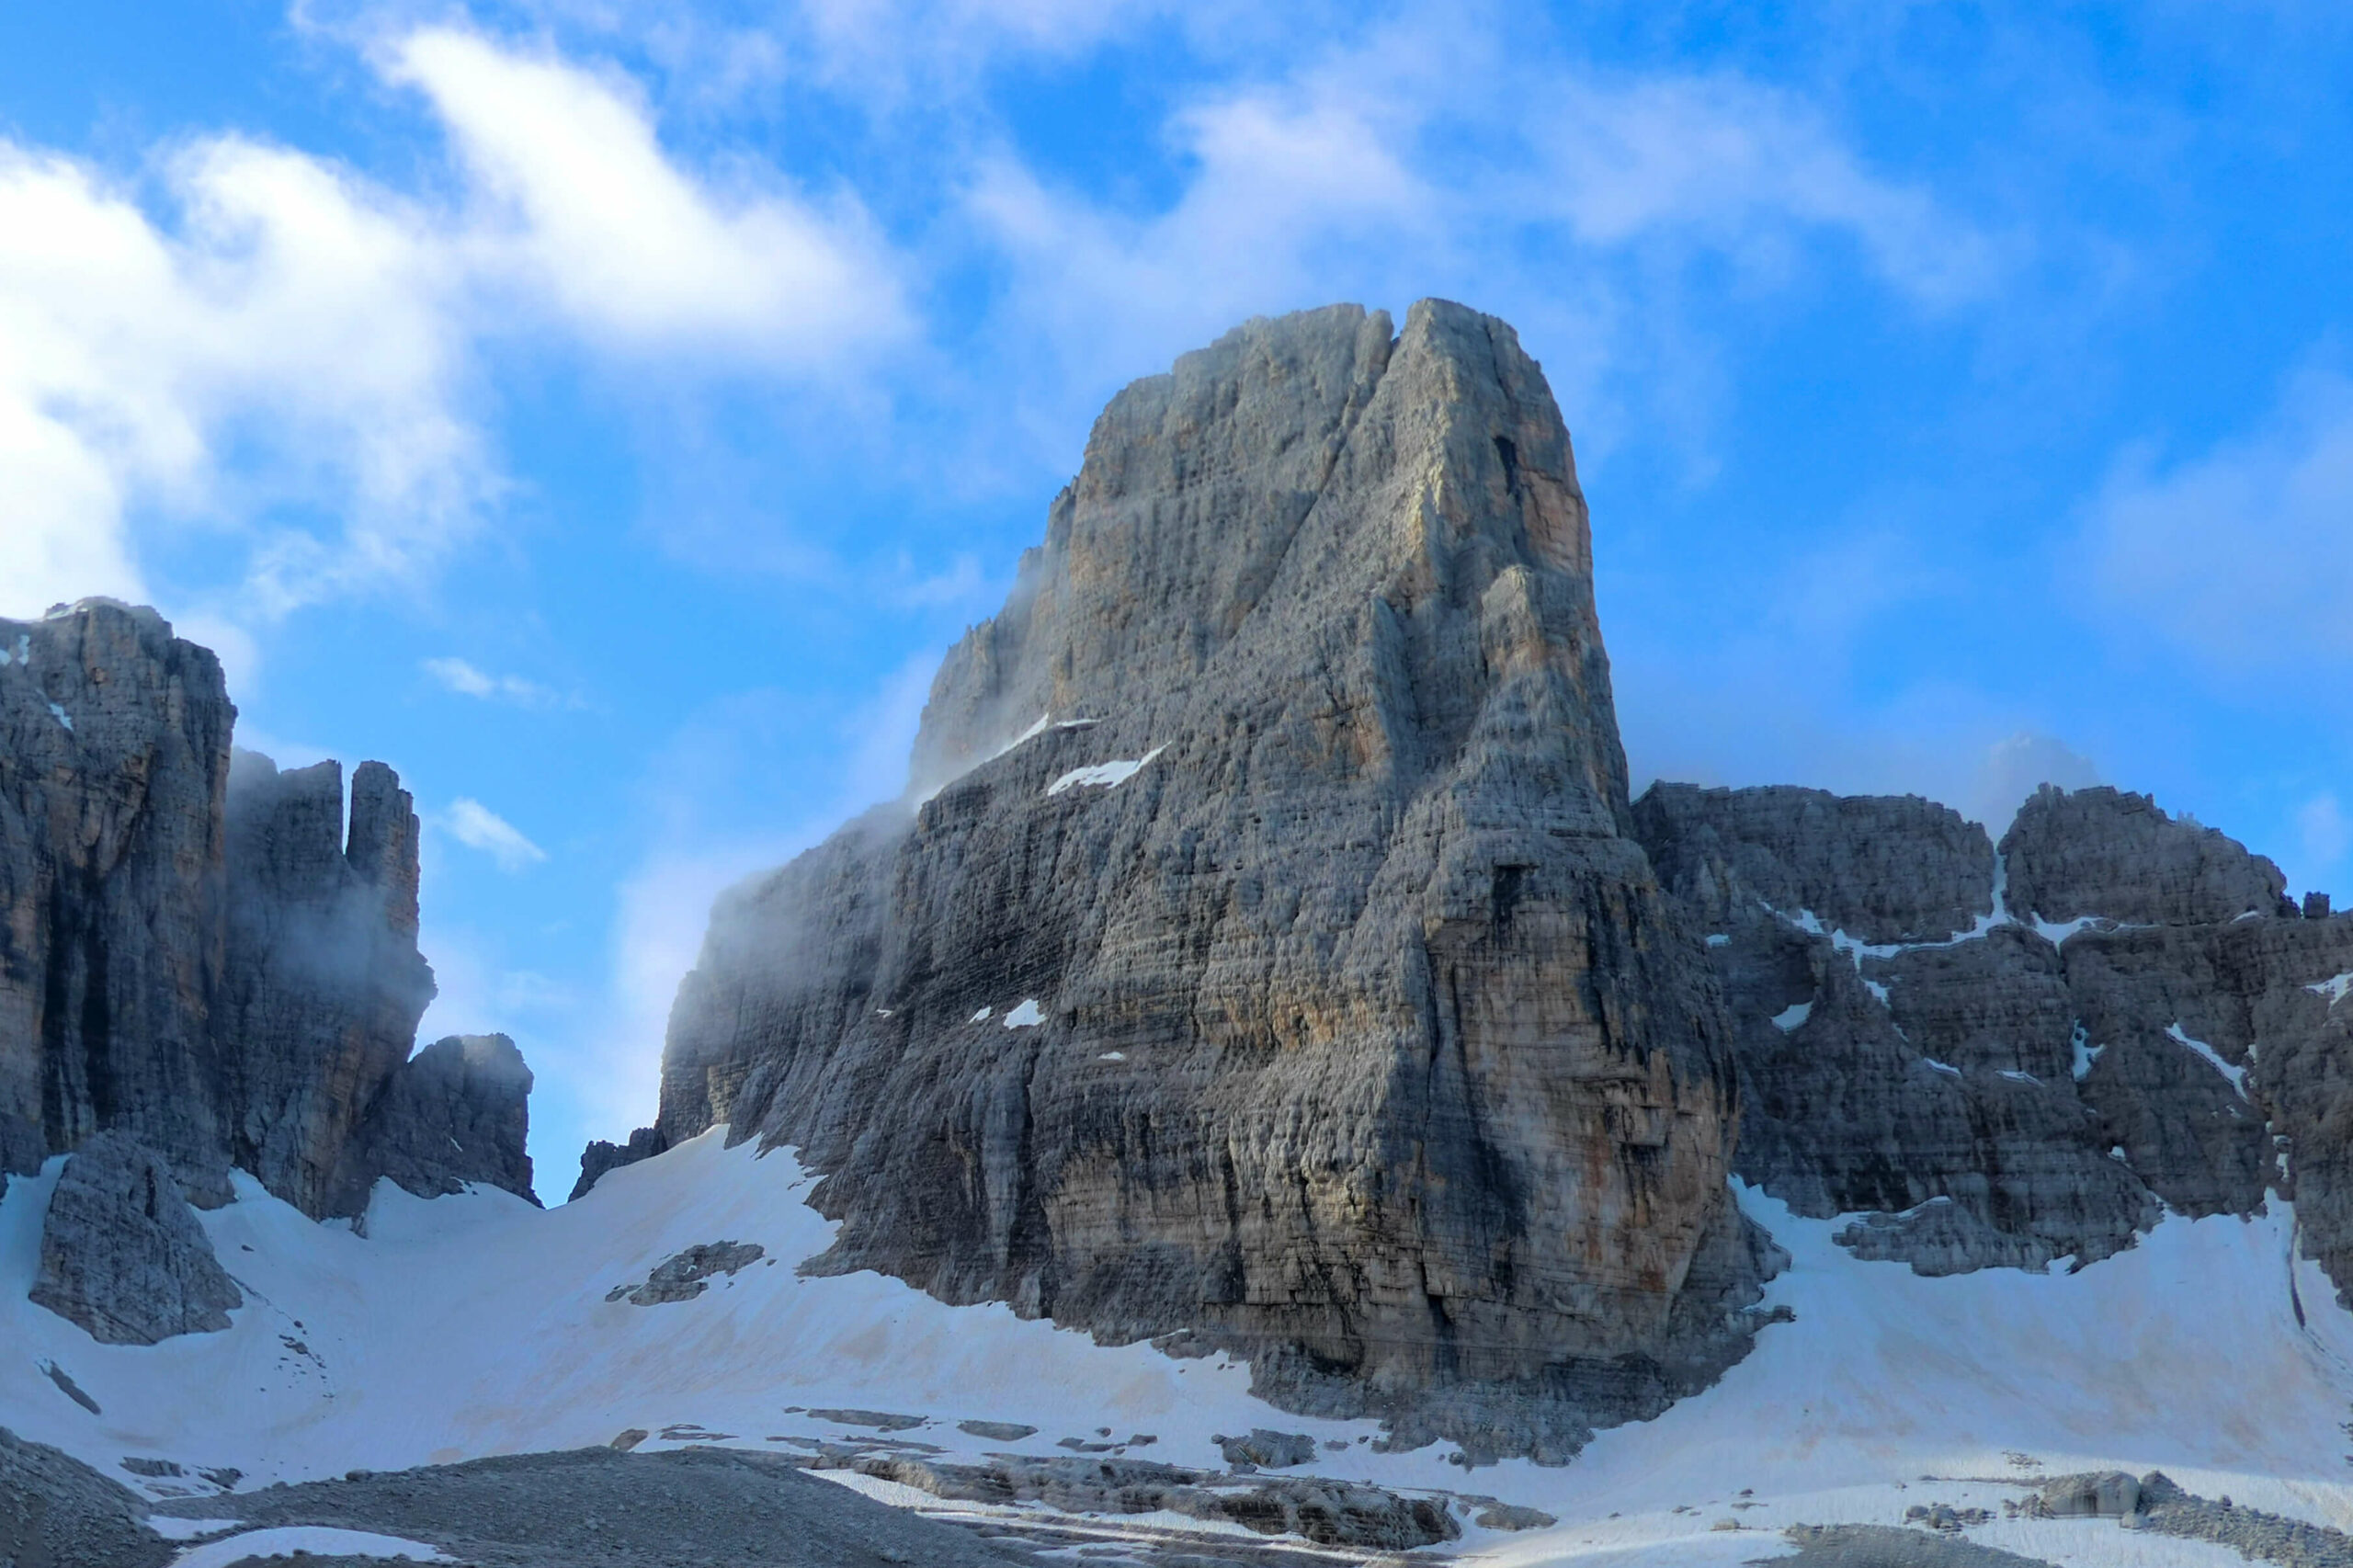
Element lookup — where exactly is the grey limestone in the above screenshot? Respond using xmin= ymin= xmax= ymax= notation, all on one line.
xmin=651 ymin=301 xmax=1772 ymax=1462
xmin=2002 ymin=785 xmax=2288 ymax=927
xmin=335 ymin=1032 xmax=536 ymax=1215
xmin=28 ymin=1131 xmax=242 ymax=1345
xmin=1634 ymin=776 xmax=2353 ymax=1290
xmin=1632 ymin=784 xmax=1994 ymax=945
xmin=148 ymin=1445 xmax=1033 ymax=1568
xmin=572 ymin=1123 xmax=668 ymax=1201
xmin=1215 ymin=1430 xmax=1317 ymax=1469
xmin=217 ymin=749 xmax=438 ymax=1218
xmin=607 ymin=1241 xmax=767 ymax=1305
xmin=0 ymin=600 xmax=236 ymax=1202
xmin=0 ymin=1425 xmax=173 ymax=1568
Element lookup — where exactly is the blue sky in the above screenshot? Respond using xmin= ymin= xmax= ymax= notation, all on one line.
xmin=6 ymin=1 xmax=2351 ymax=1194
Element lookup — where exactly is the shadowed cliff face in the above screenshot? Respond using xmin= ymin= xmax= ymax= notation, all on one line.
xmin=0 ymin=602 xmax=235 ymax=1200
xmin=654 ymin=301 xmax=1771 ymax=1461
xmin=0 ymin=599 xmax=535 ymax=1229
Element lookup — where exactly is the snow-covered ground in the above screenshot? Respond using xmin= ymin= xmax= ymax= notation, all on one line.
xmin=5 ymin=1131 xmax=2352 ymax=1566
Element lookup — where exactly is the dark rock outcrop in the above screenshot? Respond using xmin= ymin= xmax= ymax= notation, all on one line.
xmin=797 ymin=1448 xmax=1460 ymax=1550
xmin=28 ymin=1131 xmax=243 ymax=1345
xmin=218 ymin=749 xmax=439 ymax=1217
xmin=1634 ymin=778 xmax=2353 ymax=1284
xmin=336 ymin=1033 xmax=537 ymax=1214
xmin=572 ymin=1123 xmax=669 ymax=1201
xmin=606 ymin=1241 xmax=767 ymax=1305
xmin=652 ymin=301 xmax=1772 ymax=1461
xmin=1633 ymin=784 xmax=1994 ymax=945
xmin=2002 ymin=785 xmax=2288 ymax=927
xmin=0 ymin=599 xmax=535 ymax=1225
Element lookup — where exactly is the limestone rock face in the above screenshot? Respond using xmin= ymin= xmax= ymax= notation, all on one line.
xmin=657 ymin=301 xmax=1770 ymax=1460
xmin=1633 ymin=779 xmax=2353 ymax=1284
xmin=1635 ymin=784 xmax=2154 ymax=1274
xmin=2002 ymin=785 xmax=2289 ymax=926
xmin=0 ymin=599 xmax=535 ymax=1221
xmin=1632 ymin=785 xmax=1994 ymax=945
xmin=0 ymin=1424 xmax=173 ymax=1568
xmin=28 ymin=1131 xmax=243 ymax=1345
xmin=0 ymin=601 xmax=235 ymax=1201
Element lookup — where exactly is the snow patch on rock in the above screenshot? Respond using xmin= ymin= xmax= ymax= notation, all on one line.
xmin=1047 ymin=747 xmax=1166 ymax=797
xmin=2167 ymin=1023 xmax=2249 ymax=1099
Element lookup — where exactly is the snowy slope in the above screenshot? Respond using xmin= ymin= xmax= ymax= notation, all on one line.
xmin=6 ymin=1132 xmax=2353 ymax=1566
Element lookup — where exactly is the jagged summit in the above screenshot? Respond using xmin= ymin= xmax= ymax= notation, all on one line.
xmin=641 ymin=300 xmax=1769 ymax=1460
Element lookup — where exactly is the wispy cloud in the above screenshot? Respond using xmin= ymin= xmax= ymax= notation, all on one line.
xmin=2302 ymin=792 xmax=2349 ymax=872
xmin=960 ymin=11 xmax=2005 ymax=468
xmin=384 ymin=27 xmax=909 ymax=365
xmin=444 ymin=797 xmax=549 ymax=870
xmin=422 ymin=655 xmax=572 ymax=708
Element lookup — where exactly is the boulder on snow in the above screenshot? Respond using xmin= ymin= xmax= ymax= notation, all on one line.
xmin=28 ymin=1132 xmax=243 ymax=1346
xmin=604 ymin=1241 xmax=766 ymax=1305
xmin=1215 ymin=1429 xmax=1319 ymax=1469
xmin=2034 ymin=1471 xmax=2141 ymax=1518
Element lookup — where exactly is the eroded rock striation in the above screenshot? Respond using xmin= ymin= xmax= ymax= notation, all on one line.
xmin=648 ymin=301 xmax=1773 ymax=1460
xmin=1634 ymin=779 xmax=2353 ymax=1282
xmin=1 ymin=598 xmax=535 ymax=1256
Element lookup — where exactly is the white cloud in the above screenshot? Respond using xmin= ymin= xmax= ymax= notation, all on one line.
xmin=444 ymin=797 xmax=549 ymax=870
xmin=965 ymin=14 xmax=1996 ymax=425
xmin=1524 ymin=73 xmax=1999 ymax=307
xmin=422 ymin=655 xmax=568 ymax=707
xmin=0 ymin=135 xmax=475 ymax=619
xmin=2087 ymin=369 xmax=2353 ymax=672
xmin=0 ymin=25 xmax=912 ymax=625
xmin=1971 ymin=732 xmax=2104 ymax=831
xmin=387 ymin=27 xmax=908 ymax=365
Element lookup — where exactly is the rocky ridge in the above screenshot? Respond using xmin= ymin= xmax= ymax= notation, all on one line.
xmin=1634 ymin=780 xmax=2353 ymax=1280
xmin=1 ymin=598 xmax=536 ymax=1343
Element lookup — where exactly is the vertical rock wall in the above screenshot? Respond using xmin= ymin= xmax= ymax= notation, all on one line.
xmin=657 ymin=301 xmax=1771 ymax=1460
xmin=0 ymin=602 xmax=235 ymax=1201
xmin=218 ymin=751 xmax=438 ymax=1217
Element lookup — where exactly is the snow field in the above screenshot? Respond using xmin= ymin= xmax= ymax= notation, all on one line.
xmin=169 ymin=1527 xmax=451 ymax=1565
xmin=4 ymin=1135 xmax=2353 ymax=1565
